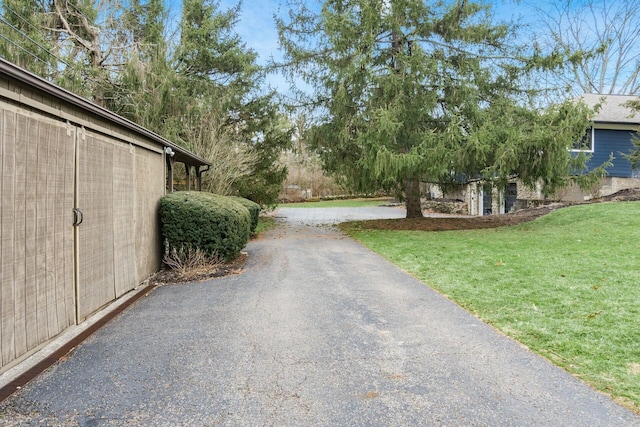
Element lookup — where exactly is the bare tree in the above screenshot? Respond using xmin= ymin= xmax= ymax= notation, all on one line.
xmin=180 ymin=109 xmax=260 ymax=196
xmin=43 ymin=0 xmax=137 ymax=105
xmin=529 ymin=0 xmax=640 ymax=95
xmin=278 ymin=114 xmax=345 ymax=200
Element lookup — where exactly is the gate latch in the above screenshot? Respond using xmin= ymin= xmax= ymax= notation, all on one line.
xmin=72 ymin=208 xmax=84 ymax=227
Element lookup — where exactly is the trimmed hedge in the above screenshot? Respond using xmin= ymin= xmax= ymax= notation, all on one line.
xmin=159 ymin=191 xmax=250 ymax=261
xmin=227 ymin=196 xmax=260 ymax=233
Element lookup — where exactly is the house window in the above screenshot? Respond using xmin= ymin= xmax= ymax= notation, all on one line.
xmin=572 ymin=127 xmax=594 ymax=152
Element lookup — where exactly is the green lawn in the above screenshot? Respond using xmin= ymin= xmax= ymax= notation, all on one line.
xmin=343 ymin=201 xmax=640 ymax=413
xmin=278 ymin=198 xmax=391 ymax=208
xmin=254 ymin=216 xmax=277 ymax=236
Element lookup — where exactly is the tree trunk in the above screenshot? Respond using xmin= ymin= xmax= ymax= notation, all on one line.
xmin=405 ymin=176 xmax=423 ymax=218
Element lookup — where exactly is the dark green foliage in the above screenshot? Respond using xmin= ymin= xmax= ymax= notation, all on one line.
xmin=171 ymin=1 xmax=291 ymax=205
xmin=277 ymin=0 xmax=600 ymax=218
xmin=227 ymin=196 xmax=260 ymax=233
xmin=4 ymin=0 xmax=291 ymax=204
xmin=626 ymin=136 xmax=640 ymax=170
xmin=625 ymin=99 xmax=640 ymax=169
xmin=0 ymin=0 xmax=53 ymax=76
xmin=232 ymin=97 xmax=292 ymax=207
xmin=159 ymin=191 xmax=250 ymax=261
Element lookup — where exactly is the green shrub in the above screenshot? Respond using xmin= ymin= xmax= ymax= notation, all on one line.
xmin=227 ymin=196 xmax=260 ymax=233
xmin=159 ymin=191 xmax=250 ymax=262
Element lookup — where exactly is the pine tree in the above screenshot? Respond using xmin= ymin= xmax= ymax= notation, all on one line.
xmin=0 ymin=0 xmax=53 ymax=75
xmin=278 ymin=0 xmax=599 ymax=218
xmin=113 ymin=0 xmax=175 ymax=134
xmin=166 ymin=0 xmax=290 ymax=205
xmin=0 ymin=0 xmax=291 ymax=205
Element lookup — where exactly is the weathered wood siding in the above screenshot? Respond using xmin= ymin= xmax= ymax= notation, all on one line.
xmin=0 ymin=72 xmax=169 ymax=370
xmin=113 ymin=140 xmax=137 ymax=298
xmin=1 ymin=106 xmax=76 ymax=367
xmin=134 ymin=146 xmax=165 ymax=282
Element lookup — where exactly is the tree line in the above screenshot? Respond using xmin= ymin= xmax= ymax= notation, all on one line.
xmin=276 ymin=0 xmax=622 ymax=217
xmin=0 ymin=0 xmax=290 ymax=206
xmin=1 ymin=0 xmax=638 ymax=216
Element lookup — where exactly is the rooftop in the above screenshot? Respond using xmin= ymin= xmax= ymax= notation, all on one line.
xmin=582 ymin=93 xmax=640 ymax=124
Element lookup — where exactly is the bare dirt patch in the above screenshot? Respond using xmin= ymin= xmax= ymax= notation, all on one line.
xmin=597 ymin=187 xmax=640 ymax=202
xmin=149 ymin=252 xmax=248 ymax=286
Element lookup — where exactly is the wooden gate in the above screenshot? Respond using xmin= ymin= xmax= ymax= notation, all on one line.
xmin=0 ymin=57 xmax=211 ymax=371
xmin=1 ymin=108 xmax=76 ymax=366
xmin=1 ymin=105 xmax=145 ymax=367
xmin=75 ymin=129 xmax=136 ymax=322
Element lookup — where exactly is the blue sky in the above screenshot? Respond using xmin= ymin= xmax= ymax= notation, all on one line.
xmin=165 ymin=0 xmax=288 ymax=64
xmin=164 ymin=0 xmax=291 ymax=92
xmin=228 ymin=0 xmax=536 ymax=86
xmin=207 ymin=0 xmax=535 ymax=63
xmin=163 ymin=0 xmax=539 ymax=94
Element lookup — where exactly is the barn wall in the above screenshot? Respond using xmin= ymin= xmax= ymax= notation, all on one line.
xmin=0 ymin=74 xmax=167 ymax=370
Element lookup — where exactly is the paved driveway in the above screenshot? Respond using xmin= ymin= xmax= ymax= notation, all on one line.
xmin=273 ymin=205 xmax=408 ymax=225
xmin=1 ymin=207 xmax=638 ymax=426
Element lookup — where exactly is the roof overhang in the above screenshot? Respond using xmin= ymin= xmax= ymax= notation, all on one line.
xmin=0 ymin=58 xmax=210 ymax=168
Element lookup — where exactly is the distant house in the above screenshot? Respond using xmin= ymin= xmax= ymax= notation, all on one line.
xmin=496 ymin=94 xmax=640 ymax=210
xmin=580 ymin=94 xmax=639 ymax=177
xmin=423 ymin=94 xmax=640 ymax=215
xmin=537 ymin=94 xmax=640 ymax=203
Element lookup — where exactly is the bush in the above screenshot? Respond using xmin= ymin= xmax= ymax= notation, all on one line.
xmin=163 ymin=246 xmax=221 ymax=278
xmin=227 ymin=196 xmax=260 ymax=233
xmin=159 ymin=191 xmax=250 ymax=262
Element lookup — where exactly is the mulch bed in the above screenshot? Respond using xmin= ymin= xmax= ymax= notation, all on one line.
xmin=346 ymin=205 xmax=561 ymax=232
xmin=149 ymin=252 xmax=248 ymax=286
xmin=344 ymin=188 xmax=640 ymax=232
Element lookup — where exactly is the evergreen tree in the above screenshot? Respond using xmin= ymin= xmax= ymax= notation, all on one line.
xmin=113 ymin=0 xmax=174 ymax=134
xmin=278 ymin=0 xmax=600 ymax=217
xmin=0 ymin=0 xmax=291 ymax=206
xmin=0 ymin=0 xmax=53 ymax=75
xmin=169 ymin=0 xmax=290 ymax=206
xmin=2 ymin=0 xmax=130 ymax=102
xmin=624 ymin=99 xmax=640 ymax=169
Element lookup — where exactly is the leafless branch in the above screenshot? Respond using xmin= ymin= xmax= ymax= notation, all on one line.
xmin=528 ymin=0 xmax=640 ymax=95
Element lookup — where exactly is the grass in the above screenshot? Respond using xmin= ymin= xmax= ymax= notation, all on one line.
xmin=343 ymin=201 xmax=640 ymax=412
xmin=254 ymin=216 xmax=277 ymax=236
xmin=278 ymin=197 xmax=392 ymax=208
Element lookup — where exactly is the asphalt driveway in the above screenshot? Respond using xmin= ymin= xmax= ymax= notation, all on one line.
xmin=1 ymin=206 xmax=638 ymax=426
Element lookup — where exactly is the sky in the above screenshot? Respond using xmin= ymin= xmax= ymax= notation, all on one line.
xmin=206 ymin=0 xmax=534 ymax=62
xmin=162 ymin=0 xmax=292 ymax=93
xmin=159 ymin=0 xmax=575 ymax=96
xmin=169 ymin=0 xmax=287 ymax=65
xmin=221 ymin=1 xmax=536 ymax=50
xmin=170 ymin=0 xmax=539 ymax=95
